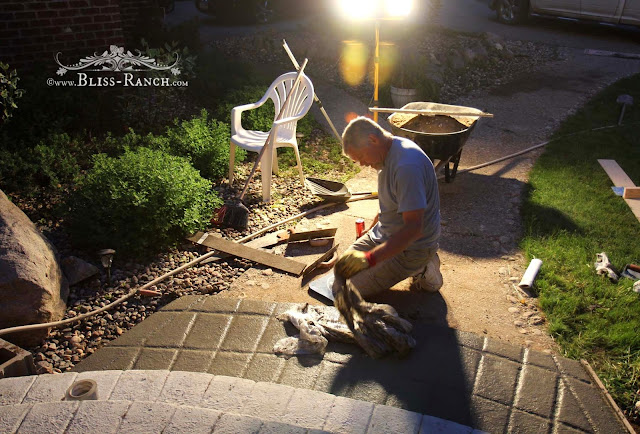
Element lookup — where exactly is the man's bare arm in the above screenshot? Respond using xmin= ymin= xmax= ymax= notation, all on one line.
xmin=367 ymin=209 xmax=424 ymax=264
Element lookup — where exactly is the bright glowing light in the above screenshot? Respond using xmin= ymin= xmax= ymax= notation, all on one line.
xmin=340 ymin=41 xmax=369 ymax=86
xmin=384 ymin=0 xmax=413 ymax=17
xmin=338 ymin=0 xmax=375 ymax=19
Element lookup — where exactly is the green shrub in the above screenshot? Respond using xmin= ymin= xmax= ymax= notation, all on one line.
xmin=214 ymin=85 xmax=276 ymax=132
xmin=0 ymin=62 xmax=24 ymax=123
xmin=149 ymin=109 xmax=244 ymax=181
xmin=33 ymin=133 xmax=80 ymax=188
xmin=0 ymin=133 xmax=81 ymax=193
xmin=70 ymin=147 xmax=220 ymax=255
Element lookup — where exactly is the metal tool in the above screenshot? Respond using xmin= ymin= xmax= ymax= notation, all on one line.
xmin=305 ymin=177 xmax=374 ymax=202
xmin=616 ymin=94 xmax=633 ymax=125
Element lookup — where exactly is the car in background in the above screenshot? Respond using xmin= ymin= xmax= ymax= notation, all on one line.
xmin=489 ymin=0 xmax=640 ymax=27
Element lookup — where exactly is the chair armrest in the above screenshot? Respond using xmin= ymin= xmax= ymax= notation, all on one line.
xmin=231 ymin=96 xmax=270 ymax=135
xmin=272 ymin=113 xmax=305 ymax=128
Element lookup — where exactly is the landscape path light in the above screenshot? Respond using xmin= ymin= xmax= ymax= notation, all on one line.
xmin=337 ymin=0 xmax=414 ymax=122
xmin=98 ymin=248 xmax=115 ymax=283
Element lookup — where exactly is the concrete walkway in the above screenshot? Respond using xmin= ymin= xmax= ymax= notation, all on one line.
xmin=8 ymin=296 xmax=626 ymax=433
xmin=0 ymin=369 xmax=479 ymax=433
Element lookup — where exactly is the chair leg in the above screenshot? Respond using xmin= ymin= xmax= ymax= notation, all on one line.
xmin=272 ymin=149 xmax=279 ymax=175
xmin=293 ymin=145 xmax=305 ymax=185
xmin=228 ymin=141 xmax=236 ymax=184
xmin=261 ymin=147 xmax=273 ymax=203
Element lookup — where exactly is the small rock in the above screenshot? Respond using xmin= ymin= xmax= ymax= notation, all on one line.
xmin=61 ymin=256 xmax=100 ymax=286
xmin=262 ymin=269 xmax=273 ymax=276
xmin=509 ymin=277 xmax=520 ymax=282
xmin=522 ymin=311 xmax=536 ymax=319
xmin=116 ymin=327 xmax=123 ymax=335
xmin=245 ymin=280 xmax=256 ymax=286
xmin=498 ymin=267 xmax=508 ymax=277
xmin=508 ymin=307 xmax=519 ymax=314
xmin=36 ymin=361 xmax=54 ymax=374
xmin=518 ymin=329 xmax=528 ymax=334
xmin=514 ymin=320 xmax=525 ymax=327
xmin=530 ymin=316 xmax=544 ymax=325
xmin=260 ymin=283 xmax=270 ymax=289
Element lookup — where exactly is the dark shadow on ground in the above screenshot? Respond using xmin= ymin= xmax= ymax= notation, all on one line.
xmin=437 ymin=172 xmax=525 ymax=258
xmin=325 ymin=323 xmax=476 ymax=428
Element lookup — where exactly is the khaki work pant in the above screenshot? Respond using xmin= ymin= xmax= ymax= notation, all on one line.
xmin=346 ymin=233 xmax=441 ymax=299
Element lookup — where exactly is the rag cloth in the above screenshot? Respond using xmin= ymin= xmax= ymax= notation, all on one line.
xmin=595 ymin=252 xmax=619 ymax=283
xmin=274 ymin=273 xmax=415 ymax=359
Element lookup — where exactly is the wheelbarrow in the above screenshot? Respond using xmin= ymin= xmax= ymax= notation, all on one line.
xmin=381 ymin=102 xmax=489 ymax=182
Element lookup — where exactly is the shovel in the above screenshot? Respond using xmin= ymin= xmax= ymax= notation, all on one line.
xmin=305 ymin=177 xmax=375 ymax=203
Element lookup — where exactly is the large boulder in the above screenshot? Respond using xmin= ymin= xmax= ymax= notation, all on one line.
xmin=0 ymin=190 xmax=69 ymax=347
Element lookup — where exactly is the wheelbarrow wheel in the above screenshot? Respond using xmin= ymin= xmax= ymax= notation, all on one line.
xmin=444 ymin=150 xmax=462 ymax=183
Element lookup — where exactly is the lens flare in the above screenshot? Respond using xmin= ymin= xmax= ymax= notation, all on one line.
xmin=340 ymin=40 xmax=369 ymax=87
xmin=384 ymin=0 xmax=413 ymax=17
xmin=368 ymin=42 xmax=398 ymax=85
xmin=338 ymin=0 xmax=375 ymax=19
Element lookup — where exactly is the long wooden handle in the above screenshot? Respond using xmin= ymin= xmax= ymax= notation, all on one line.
xmin=238 ymin=59 xmax=309 ymax=201
xmin=369 ymin=107 xmax=494 ymax=118
xmin=283 ymin=39 xmax=342 ymax=143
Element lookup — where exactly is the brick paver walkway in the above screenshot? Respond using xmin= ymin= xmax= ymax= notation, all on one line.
xmin=1 ymin=370 xmax=480 ymax=433
xmin=68 ymin=295 xmax=627 ymax=433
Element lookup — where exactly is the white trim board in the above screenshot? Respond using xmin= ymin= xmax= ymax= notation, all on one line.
xmin=598 ymin=159 xmax=640 ymax=223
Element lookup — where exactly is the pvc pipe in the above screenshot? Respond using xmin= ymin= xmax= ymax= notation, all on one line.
xmin=519 ymin=258 xmax=542 ymax=290
xmin=65 ymin=379 xmax=98 ymax=400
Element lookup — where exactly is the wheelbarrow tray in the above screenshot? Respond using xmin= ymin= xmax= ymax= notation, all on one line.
xmin=388 ymin=102 xmax=482 ymax=181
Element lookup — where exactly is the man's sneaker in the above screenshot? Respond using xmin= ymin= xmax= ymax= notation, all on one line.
xmin=411 ymin=253 xmax=443 ymax=293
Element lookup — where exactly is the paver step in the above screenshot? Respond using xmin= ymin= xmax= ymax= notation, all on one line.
xmin=68 ymin=296 xmax=629 ymax=433
xmin=0 ymin=370 xmax=482 ymax=433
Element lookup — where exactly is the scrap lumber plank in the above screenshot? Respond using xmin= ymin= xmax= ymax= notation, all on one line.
xmin=598 ymin=159 xmax=635 ymax=187
xmin=288 ymin=228 xmax=337 ymax=242
xmin=598 ymin=159 xmax=640 ymax=223
xmin=623 ymin=187 xmax=640 ymax=199
xmin=187 ymin=232 xmax=307 ymax=276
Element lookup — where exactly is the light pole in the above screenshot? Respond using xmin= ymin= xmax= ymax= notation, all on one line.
xmin=337 ymin=0 xmax=414 ymax=123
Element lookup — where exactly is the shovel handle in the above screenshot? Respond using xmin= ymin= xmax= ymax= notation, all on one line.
xmin=239 ymin=59 xmax=309 ymax=201
xmin=370 ymin=107 xmax=494 ymax=118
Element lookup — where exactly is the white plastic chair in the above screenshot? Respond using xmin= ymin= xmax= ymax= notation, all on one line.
xmin=229 ymin=71 xmax=314 ymax=202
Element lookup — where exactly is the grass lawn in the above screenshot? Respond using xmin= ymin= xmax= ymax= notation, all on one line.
xmin=522 ymin=74 xmax=640 ymax=423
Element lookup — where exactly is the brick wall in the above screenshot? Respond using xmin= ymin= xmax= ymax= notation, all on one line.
xmin=0 ymin=0 xmax=154 ymax=69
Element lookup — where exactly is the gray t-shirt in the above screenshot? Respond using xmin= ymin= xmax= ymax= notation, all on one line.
xmin=369 ymin=136 xmax=441 ymax=250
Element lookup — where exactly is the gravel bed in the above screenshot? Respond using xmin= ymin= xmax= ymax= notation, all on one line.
xmin=26 ymin=27 xmax=567 ymax=374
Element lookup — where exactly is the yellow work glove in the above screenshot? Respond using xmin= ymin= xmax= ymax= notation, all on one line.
xmin=335 ymin=250 xmax=375 ymax=278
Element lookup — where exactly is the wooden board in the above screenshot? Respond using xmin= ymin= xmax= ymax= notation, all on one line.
xmin=623 ymin=187 xmax=640 ymax=199
xmin=303 ymin=244 xmax=339 ymax=276
xmin=188 ymin=232 xmax=307 ymax=276
xmin=598 ymin=159 xmax=640 ymax=223
xmin=598 ymin=159 xmax=635 ymax=187
xmin=288 ymin=228 xmax=337 ymax=242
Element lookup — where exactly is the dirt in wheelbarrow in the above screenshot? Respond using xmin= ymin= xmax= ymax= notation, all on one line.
xmin=392 ymin=114 xmax=469 ymax=133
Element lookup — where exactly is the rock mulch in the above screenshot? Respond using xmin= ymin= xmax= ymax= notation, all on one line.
xmin=25 ymin=27 xmax=566 ymax=374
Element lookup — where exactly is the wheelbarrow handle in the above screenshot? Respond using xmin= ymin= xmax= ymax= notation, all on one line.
xmin=370 ymin=107 xmax=494 ymax=118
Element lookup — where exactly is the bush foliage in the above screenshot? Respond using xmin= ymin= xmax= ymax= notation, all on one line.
xmin=70 ymin=147 xmax=221 ymax=255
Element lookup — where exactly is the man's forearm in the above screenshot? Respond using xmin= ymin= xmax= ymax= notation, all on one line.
xmin=369 ymin=222 xmax=421 ymax=264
